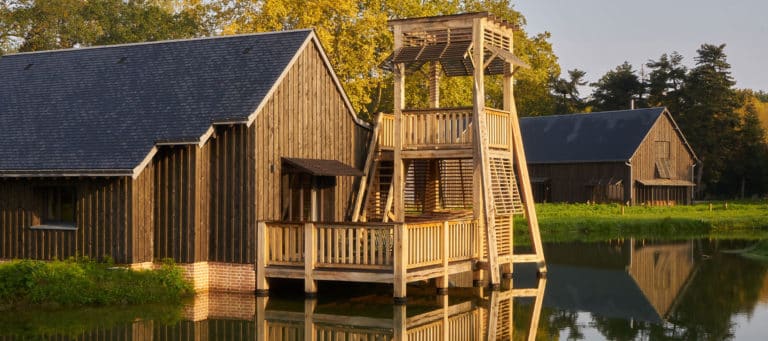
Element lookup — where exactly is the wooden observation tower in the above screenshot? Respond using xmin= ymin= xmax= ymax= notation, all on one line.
xmin=352 ymin=12 xmax=546 ymax=289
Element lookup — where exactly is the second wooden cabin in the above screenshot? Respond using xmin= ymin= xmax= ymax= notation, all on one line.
xmin=521 ymin=108 xmax=700 ymax=205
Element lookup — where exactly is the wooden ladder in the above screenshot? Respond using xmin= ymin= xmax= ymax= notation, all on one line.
xmin=352 ymin=114 xmax=395 ymax=222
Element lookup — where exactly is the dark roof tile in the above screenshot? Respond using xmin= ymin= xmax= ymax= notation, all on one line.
xmin=0 ymin=30 xmax=311 ymax=173
xmin=520 ymin=108 xmax=665 ymax=163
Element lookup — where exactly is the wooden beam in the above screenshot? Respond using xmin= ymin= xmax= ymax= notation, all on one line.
xmin=256 ymin=221 xmax=269 ymax=293
xmin=393 ymin=223 xmax=408 ymax=300
xmin=304 ymin=222 xmax=317 ymax=295
xmin=352 ymin=114 xmax=384 ymax=222
xmin=472 ymin=17 xmax=501 ymax=285
xmin=393 ymin=25 xmax=405 ymax=223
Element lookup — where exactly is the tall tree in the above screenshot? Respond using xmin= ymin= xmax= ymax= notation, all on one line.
xmin=552 ymin=68 xmax=587 ymax=114
xmin=218 ymin=0 xmax=561 ymax=119
xmin=0 ymin=0 xmax=207 ymax=54
xmin=645 ymin=52 xmax=686 ymax=113
xmin=589 ymin=62 xmax=644 ymax=111
xmin=678 ymin=44 xmax=743 ymax=193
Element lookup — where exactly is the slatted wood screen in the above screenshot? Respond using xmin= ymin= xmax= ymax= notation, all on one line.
xmin=438 ymin=159 xmax=474 ymax=209
xmin=489 ymin=157 xmax=523 ymax=215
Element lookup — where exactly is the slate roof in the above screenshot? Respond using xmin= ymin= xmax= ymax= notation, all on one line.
xmin=520 ymin=108 xmax=666 ymax=164
xmin=0 ymin=30 xmax=314 ymax=175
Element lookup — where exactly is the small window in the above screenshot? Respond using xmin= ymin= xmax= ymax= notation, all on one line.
xmin=34 ymin=187 xmax=77 ymax=228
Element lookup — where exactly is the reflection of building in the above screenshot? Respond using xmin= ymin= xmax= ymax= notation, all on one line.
xmin=543 ymin=240 xmax=699 ymax=324
xmin=9 ymin=280 xmax=545 ymax=340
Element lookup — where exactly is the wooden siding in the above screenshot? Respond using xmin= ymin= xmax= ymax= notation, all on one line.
xmin=631 ymin=113 xmax=696 ymax=205
xmin=208 ymin=124 xmax=255 ymax=264
xmin=253 ymin=41 xmax=367 ymax=222
xmin=527 ymin=162 xmax=628 ymax=203
xmin=131 ymin=161 xmax=155 ymax=263
xmin=152 ymin=145 xmax=209 ymax=263
xmin=0 ymin=178 xmax=135 ymax=263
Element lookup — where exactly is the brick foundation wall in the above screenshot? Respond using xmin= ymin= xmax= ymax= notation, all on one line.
xmin=208 ymin=262 xmax=256 ymax=292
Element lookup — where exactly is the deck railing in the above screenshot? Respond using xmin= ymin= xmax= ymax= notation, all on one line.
xmin=260 ymin=218 xmax=477 ymax=272
xmin=379 ymin=107 xmax=510 ymax=150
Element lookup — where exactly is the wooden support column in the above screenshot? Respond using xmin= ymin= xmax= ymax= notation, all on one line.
xmin=393 ymin=25 xmax=405 ymax=222
xmin=393 ymin=223 xmax=408 ymax=302
xmin=424 ymin=160 xmax=440 ymax=213
xmin=256 ymin=221 xmax=269 ymax=294
xmin=502 ymin=57 xmax=515 ymax=278
xmin=304 ymin=222 xmax=317 ymax=296
xmin=505 ymin=33 xmax=547 ymax=274
xmin=435 ymin=220 xmax=449 ymax=294
xmin=472 ymin=17 xmax=501 ymax=285
xmin=429 ymin=61 xmax=440 ymax=108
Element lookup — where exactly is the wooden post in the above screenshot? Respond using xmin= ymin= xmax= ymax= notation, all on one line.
xmin=436 ymin=220 xmax=449 ymax=294
xmin=471 ymin=17 xmax=501 ymax=286
xmin=502 ymin=58 xmax=515 ymax=279
xmin=256 ymin=221 xmax=269 ymax=294
xmin=304 ymin=222 xmax=317 ymax=296
xmin=393 ymin=25 xmax=405 ymax=223
xmin=429 ymin=61 xmax=440 ymax=108
xmin=394 ymin=223 xmax=408 ymax=302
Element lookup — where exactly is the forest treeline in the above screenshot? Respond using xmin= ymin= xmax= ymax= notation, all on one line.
xmin=1 ymin=0 xmax=766 ymax=197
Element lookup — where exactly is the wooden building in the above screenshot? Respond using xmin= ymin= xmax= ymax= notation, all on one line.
xmin=0 ymin=13 xmax=546 ymax=299
xmin=0 ymin=30 xmax=369 ymax=283
xmin=520 ymin=108 xmax=700 ymax=205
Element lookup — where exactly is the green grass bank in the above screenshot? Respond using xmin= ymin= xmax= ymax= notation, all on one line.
xmin=0 ymin=258 xmax=193 ymax=311
xmin=514 ymin=200 xmax=768 ymax=244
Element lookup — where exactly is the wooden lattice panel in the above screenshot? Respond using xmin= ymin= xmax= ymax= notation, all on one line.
xmin=404 ymin=160 xmax=429 ymax=213
xmin=438 ymin=159 xmax=474 ymax=209
xmin=494 ymin=214 xmax=512 ymax=257
xmin=489 ymin=157 xmax=523 ymax=215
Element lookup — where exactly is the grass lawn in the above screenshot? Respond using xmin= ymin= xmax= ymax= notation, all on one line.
xmin=513 ymin=200 xmax=768 ymax=244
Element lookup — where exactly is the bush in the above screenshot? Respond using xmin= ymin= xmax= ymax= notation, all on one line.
xmin=0 ymin=258 xmax=193 ymax=309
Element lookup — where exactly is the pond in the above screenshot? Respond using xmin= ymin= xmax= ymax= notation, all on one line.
xmin=1 ymin=239 xmax=766 ymax=340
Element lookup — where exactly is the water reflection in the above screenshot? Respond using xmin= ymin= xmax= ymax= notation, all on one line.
xmin=1 ymin=239 xmax=766 ymax=340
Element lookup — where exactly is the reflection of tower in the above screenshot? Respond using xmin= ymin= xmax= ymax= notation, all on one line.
xmin=253 ymin=277 xmax=547 ymax=341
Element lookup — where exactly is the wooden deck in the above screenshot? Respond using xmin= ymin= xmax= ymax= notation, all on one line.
xmin=256 ymin=218 xmax=481 ymax=298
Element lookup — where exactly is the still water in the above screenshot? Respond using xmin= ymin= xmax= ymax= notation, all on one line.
xmin=1 ymin=239 xmax=766 ymax=340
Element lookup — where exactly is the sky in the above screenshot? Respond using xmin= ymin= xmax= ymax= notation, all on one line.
xmin=514 ymin=0 xmax=768 ymax=92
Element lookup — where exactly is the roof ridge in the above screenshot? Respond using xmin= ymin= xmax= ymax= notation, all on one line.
xmin=522 ymin=107 xmax=666 ymax=120
xmin=3 ymin=29 xmax=314 ymax=57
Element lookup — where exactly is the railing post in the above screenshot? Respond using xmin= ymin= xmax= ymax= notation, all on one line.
xmin=436 ymin=221 xmax=449 ymax=295
xmin=256 ymin=222 xmax=269 ymax=295
xmin=305 ymin=222 xmax=317 ymax=297
xmin=394 ymin=223 xmax=408 ymax=303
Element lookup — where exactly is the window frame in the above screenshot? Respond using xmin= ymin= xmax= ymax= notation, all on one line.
xmin=31 ymin=186 xmax=78 ymax=230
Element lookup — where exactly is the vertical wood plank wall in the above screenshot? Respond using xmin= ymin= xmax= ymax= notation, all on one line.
xmin=1 ymin=40 xmax=369 ymax=265
xmin=631 ymin=113 xmax=696 ymax=204
xmin=253 ymin=41 xmax=367 ymax=222
xmin=0 ymin=178 xmax=134 ymax=263
xmin=527 ymin=162 xmax=627 ymax=203
xmin=152 ymin=145 xmax=209 ymax=263
xmin=208 ymin=124 xmax=255 ymax=264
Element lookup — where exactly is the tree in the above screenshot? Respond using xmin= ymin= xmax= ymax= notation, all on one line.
xmin=678 ymin=44 xmax=743 ymax=194
xmin=552 ymin=68 xmax=587 ymax=114
xmin=0 ymin=0 xmax=207 ymax=54
xmin=217 ymin=0 xmax=561 ymax=119
xmin=589 ymin=62 xmax=644 ymax=111
xmin=645 ymin=52 xmax=686 ymax=113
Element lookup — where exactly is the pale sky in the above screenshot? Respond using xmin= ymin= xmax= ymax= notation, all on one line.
xmin=514 ymin=0 xmax=768 ymax=92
